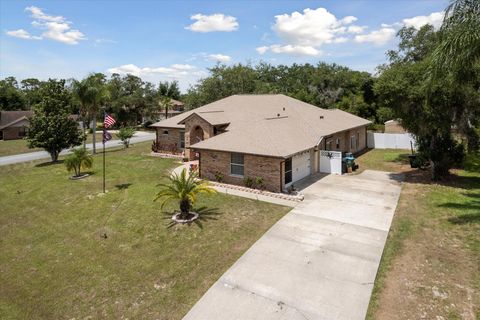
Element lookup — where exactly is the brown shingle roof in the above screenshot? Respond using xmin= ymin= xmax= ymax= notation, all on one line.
xmin=0 ymin=111 xmax=33 ymax=129
xmin=151 ymin=94 xmax=370 ymax=157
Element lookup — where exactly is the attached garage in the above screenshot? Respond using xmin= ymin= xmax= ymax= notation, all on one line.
xmin=285 ymin=151 xmax=311 ymax=187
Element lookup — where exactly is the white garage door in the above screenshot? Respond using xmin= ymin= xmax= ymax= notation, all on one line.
xmin=292 ymin=151 xmax=311 ymax=182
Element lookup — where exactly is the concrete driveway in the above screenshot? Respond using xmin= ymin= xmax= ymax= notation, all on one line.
xmin=183 ymin=170 xmax=403 ymax=320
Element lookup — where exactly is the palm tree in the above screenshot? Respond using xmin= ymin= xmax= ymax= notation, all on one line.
xmin=159 ymin=95 xmax=172 ymax=119
xmin=154 ymin=168 xmax=217 ymax=220
xmin=64 ymin=147 xmax=93 ymax=177
xmin=431 ymin=0 xmax=480 ymax=79
xmin=85 ymin=73 xmax=110 ymax=154
xmin=71 ymin=79 xmax=93 ymax=149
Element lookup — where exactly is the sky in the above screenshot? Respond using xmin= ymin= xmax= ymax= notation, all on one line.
xmin=0 ymin=0 xmax=448 ymax=92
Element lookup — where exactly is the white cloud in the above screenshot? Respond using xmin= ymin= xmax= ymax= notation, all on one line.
xmin=354 ymin=27 xmax=396 ymax=45
xmin=207 ymin=54 xmax=231 ymax=62
xmin=107 ymin=63 xmax=196 ymax=79
xmin=256 ymin=46 xmax=269 ymax=54
xmin=260 ymin=7 xmax=357 ymax=57
xmin=381 ymin=22 xmax=403 ymax=28
xmin=403 ymin=11 xmax=444 ymax=30
xmin=257 ymin=45 xmax=321 ymax=56
xmin=186 ymin=13 xmax=238 ymax=32
xmin=332 ymin=37 xmax=348 ymax=44
xmin=171 ymin=64 xmax=196 ymax=70
xmin=341 ymin=16 xmax=357 ymax=24
xmin=6 ymin=6 xmax=86 ymax=45
xmin=25 ymin=6 xmax=65 ymax=23
xmin=347 ymin=25 xmax=367 ymax=34
xmin=272 ymin=8 xmax=357 ymax=47
xmin=5 ymin=29 xmax=41 ymax=40
xmin=37 ymin=21 xmax=86 ymax=45
xmin=350 ymin=11 xmax=442 ymax=47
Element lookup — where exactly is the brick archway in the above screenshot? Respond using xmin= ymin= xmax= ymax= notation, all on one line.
xmin=189 ymin=125 xmax=205 ymax=159
xmin=191 ymin=126 xmax=204 ymax=144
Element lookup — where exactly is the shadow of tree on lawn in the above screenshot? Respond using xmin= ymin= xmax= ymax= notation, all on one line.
xmin=161 ymin=206 xmax=222 ymax=229
xmin=35 ymin=160 xmax=64 ymax=167
xmin=440 ymin=198 xmax=480 ymax=225
xmin=115 ymin=183 xmax=132 ymax=190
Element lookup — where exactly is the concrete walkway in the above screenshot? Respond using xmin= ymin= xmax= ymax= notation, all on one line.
xmin=0 ymin=131 xmax=155 ymax=166
xmin=183 ymin=170 xmax=403 ymax=320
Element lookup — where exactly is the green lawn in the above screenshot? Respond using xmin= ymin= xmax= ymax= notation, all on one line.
xmin=0 ymin=142 xmax=291 ymax=319
xmin=0 ymin=133 xmax=105 ymax=157
xmin=355 ymin=148 xmax=411 ymax=173
xmin=359 ymin=149 xmax=480 ymax=319
xmin=0 ymin=139 xmax=41 ymax=157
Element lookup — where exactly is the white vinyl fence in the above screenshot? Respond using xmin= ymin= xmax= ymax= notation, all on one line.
xmin=319 ymin=150 xmax=342 ymax=174
xmin=367 ymin=132 xmax=416 ymax=149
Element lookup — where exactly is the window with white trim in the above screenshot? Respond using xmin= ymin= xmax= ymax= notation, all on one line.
xmin=336 ymin=138 xmax=341 ymax=150
xmin=163 ymin=130 xmax=169 ymax=135
xmin=230 ymin=153 xmax=244 ymax=176
xmin=356 ymin=132 xmax=360 ymax=149
xmin=350 ymin=135 xmax=356 ymax=150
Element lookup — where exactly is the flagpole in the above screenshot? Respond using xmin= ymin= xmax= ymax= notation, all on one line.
xmin=103 ymin=134 xmax=106 ymax=193
xmin=102 ymin=109 xmax=106 ymax=193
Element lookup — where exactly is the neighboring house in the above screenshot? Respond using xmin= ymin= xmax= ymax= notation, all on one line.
xmin=158 ymin=99 xmax=185 ymax=120
xmin=0 ymin=111 xmax=33 ymax=140
xmin=384 ymin=119 xmax=407 ymax=133
xmin=151 ymin=94 xmax=370 ymax=192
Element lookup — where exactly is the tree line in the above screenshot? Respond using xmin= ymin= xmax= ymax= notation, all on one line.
xmin=0 ymin=75 xmax=181 ymax=126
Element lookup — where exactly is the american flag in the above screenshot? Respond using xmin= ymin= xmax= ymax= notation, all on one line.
xmin=104 ymin=112 xmax=116 ymax=128
xmin=102 ymin=129 xmax=112 ymax=143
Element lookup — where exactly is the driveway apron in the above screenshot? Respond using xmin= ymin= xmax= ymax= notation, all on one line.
xmin=183 ymin=170 xmax=403 ymax=320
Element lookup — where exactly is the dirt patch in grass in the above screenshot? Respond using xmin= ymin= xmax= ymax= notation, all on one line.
xmin=359 ymin=150 xmax=480 ymax=319
xmin=372 ymin=184 xmax=479 ymax=319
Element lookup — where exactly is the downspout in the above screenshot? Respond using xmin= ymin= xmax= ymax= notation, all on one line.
xmin=198 ymin=151 xmax=201 ymax=178
xmin=280 ymin=159 xmax=285 ymax=192
xmin=365 ymin=126 xmax=368 ymax=150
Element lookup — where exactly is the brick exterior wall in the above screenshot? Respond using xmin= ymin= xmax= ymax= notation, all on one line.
xmin=184 ymin=114 xmax=214 ymax=159
xmin=155 ymin=128 xmax=183 ymax=152
xmin=323 ymin=125 xmax=367 ymax=154
xmin=199 ymin=150 xmax=283 ymax=192
xmin=1 ymin=127 xmax=27 ymax=140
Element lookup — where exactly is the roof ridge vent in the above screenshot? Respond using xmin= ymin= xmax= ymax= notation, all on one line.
xmin=198 ymin=110 xmax=224 ymax=114
xmin=265 ymin=115 xmax=288 ymax=120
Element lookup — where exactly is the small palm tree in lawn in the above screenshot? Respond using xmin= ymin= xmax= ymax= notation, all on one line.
xmin=154 ymin=168 xmax=217 ymax=221
xmin=64 ymin=147 xmax=93 ymax=178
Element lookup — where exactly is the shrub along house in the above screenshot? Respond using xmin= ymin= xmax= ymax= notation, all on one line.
xmin=0 ymin=111 xmax=33 ymax=140
xmin=151 ymin=94 xmax=370 ymax=192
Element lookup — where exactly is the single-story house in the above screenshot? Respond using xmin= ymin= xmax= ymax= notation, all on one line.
xmin=0 ymin=111 xmax=33 ymax=140
xmin=384 ymin=119 xmax=407 ymax=133
xmin=151 ymin=94 xmax=370 ymax=192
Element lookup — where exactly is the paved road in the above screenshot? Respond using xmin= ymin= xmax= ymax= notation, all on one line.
xmin=183 ymin=170 xmax=403 ymax=320
xmin=0 ymin=132 xmax=155 ymax=166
